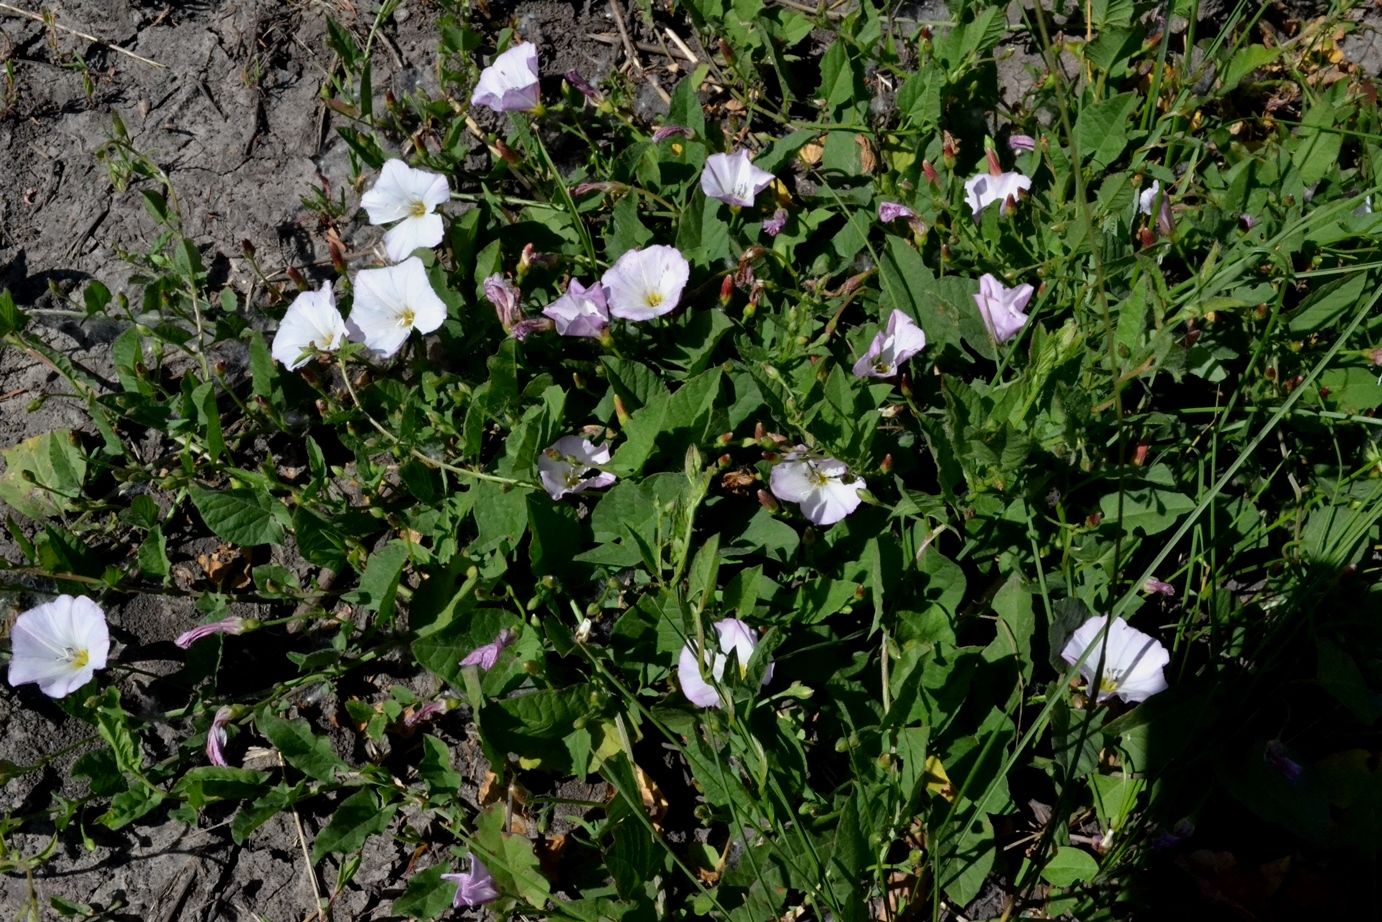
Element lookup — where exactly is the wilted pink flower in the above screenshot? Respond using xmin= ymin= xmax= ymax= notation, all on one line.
xmin=964 ymin=170 xmax=1031 ymax=216
xmin=677 ymin=618 xmax=774 ymax=708
xmin=471 ymin=42 xmax=540 ymax=113
xmin=651 ymin=124 xmax=694 ymax=142
xmin=442 ymin=855 xmax=499 ymax=908
xmin=763 ymin=208 xmax=788 ymax=237
xmin=564 ymin=70 xmax=601 ymax=103
xmin=769 ymin=450 xmax=866 ymax=526
xmin=701 ymin=150 xmax=774 ymax=207
xmin=1157 ymin=195 xmax=1175 ymax=238
xmin=1060 ymin=615 xmax=1169 ymax=704
xmin=484 ymin=274 xmax=522 ymax=330
xmin=542 ymin=278 xmax=609 ymax=338
xmin=460 ymin=628 xmax=516 ymax=671
xmin=973 ymin=273 xmax=1034 ymax=344
xmin=510 ymin=317 xmax=553 ymax=340
xmin=601 ymin=245 xmax=690 ymax=321
xmin=1008 ymin=134 xmax=1037 ymax=152
xmin=538 ymin=435 xmax=617 ymax=499
xmin=404 ymin=698 xmax=450 ymax=728
xmin=206 ymin=706 xmax=233 ymax=767
xmin=878 ymin=201 xmax=916 ymax=224
xmin=175 ymin=617 xmax=247 ymax=650
xmin=1143 ymin=577 xmax=1177 ymax=597
xmin=852 ymin=309 xmax=927 ymax=378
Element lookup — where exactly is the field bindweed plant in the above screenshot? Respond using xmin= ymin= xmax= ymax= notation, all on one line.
xmin=4 ymin=0 xmax=1382 ymax=919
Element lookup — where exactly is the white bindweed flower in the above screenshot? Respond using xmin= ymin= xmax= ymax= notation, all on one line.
xmin=677 ymin=618 xmax=774 ymax=708
xmin=7 ymin=594 xmax=109 ymax=698
xmin=1060 ymin=615 xmax=1169 ymax=704
xmin=973 ymin=273 xmax=1035 ymax=344
xmin=964 ymin=170 xmax=1031 ymax=216
xmin=700 ymin=150 xmax=774 ymax=207
xmin=538 ymin=435 xmax=617 ymax=499
xmin=347 ymin=257 xmax=448 ymax=359
xmin=471 ymin=42 xmax=541 ymax=113
xmin=271 ymin=283 xmax=348 ymax=370
xmin=601 ymin=245 xmax=690 ymax=321
xmin=852 ymin=310 xmax=927 ymax=379
xmin=359 ymin=159 xmax=451 ymax=263
xmin=542 ymin=278 xmax=609 ymax=338
xmin=769 ymin=451 xmax=866 ymax=526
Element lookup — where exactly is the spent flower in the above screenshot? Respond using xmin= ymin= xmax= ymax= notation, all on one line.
xmin=543 ymin=279 xmax=610 ymax=338
xmin=206 ymin=706 xmax=233 ymax=767
xmin=7 ymin=594 xmax=109 ymax=698
xmin=677 ymin=618 xmax=774 ymax=708
xmin=460 ymin=628 xmax=517 ymax=671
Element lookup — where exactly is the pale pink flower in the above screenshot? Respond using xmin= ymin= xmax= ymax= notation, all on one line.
xmin=442 ymin=855 xmax=499 ymax=908
xmin=7 ymin=595 xmax=109 ymax=698
xmin=538 ymin=436 xmax=616 ymax=499
xmin=878 ymin=201 xmax=916 ymax=223
xmin=652 ymin=125 xmax=694 ymax=142
xmin=677 ymin=618 xmax=774 ymax=708
xmin=763 ymin=208 xmax=788 ymax=237
xmin=460 ymin=628 xmax=516 ymax=671
xmin=175 ymin=617 xmax=247 ymax=650
xmin=1060 ymin=615 xmax=1169 ymax=704
xmin=206 ymin=706 xmax=233 ymax=767
xmin=542 ymin=279 xmax=609 ymax=338
xmin=964 ymin=170 xmax=1031 ymax=216
xmin=601 ymin=245 xmax=690 ymax=321
xmin=769 ymin=451 xmax=866 ymax=526
xmin=471 ymin=42 xmax=540 ymax=113
xmin=973 ymin=273 xmax=1034 ymax=344
xmin=359 ymin=159 xmax=450 ymax=263
xmin=852 ymin=310 xmax=927 ymax=378
xmin=1008 ymin=134 xmax=1037 ymax=152
xmin=1142 ymin=577 xmax=1177 ymax=597
xmin=700 ymin=150 xmax=774 ymax=207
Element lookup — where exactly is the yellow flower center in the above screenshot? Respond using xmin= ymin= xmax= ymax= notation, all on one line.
xmin=807 ymin=467 xmax=831 ymax=487
xmin=398 ymin=308 xmax=416 ymax=328
xmin=68 ymin=648 xmax=89 ymax=670
xmin=409 ymin=199 xmax=427 ymax=218
xmin=645 ymin=291 xmax=663 ymax=308
xmin=1097 ymin=672 xmax=1122 ymax=694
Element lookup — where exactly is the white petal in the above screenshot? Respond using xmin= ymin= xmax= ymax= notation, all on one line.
xmin=397 ymin=258 xmax=449 ymax=332
xmin=383 ymin=213 xmax=445 ymax=263
xmin=800 ymin=477 xmax=865 ymax=526
xmin=360 ymin=159 xmax=416 ymax=225
xmin=8 ymin=595 xmax=108 ymax=698
xmin=678 ymin=641 xmax=721 ymax=708
xmin=769 ymin=460 xmax=816 ymax=503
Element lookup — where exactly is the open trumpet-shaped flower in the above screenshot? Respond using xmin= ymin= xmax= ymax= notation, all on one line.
xmin=964 ymin=170 xmax=1031 ymax=216
xmin=700 ymin=150 xmax=774 ymax=207
xmin=538 ymin=435 xmax=616 ymax=499
xmin=973 ymin=273 xmax=1034 ymax=344
xmin=359 ymin=159 xmax=451 ymax=263
xmin=347 ymin=257 xmax=448 ymax=358
xmin=677 ymin=618 xmax=774 ymax=708
xmin=1060 ymin=615 xmax=1169 ymax=704
xmin=442 ymin=855 xmax=500 ymax=908
xmin=7 ymin=594 xmax=109 ymax=698
xmin=271 ymin=283 xmax=347 ymax=370
xmin=852 ymin=310 xmax=927 ymax=379
xmin=471 ymin=42 xmax=540 ymax=113
xmin=601 ymin=245 xmax=689 ymax=321
xmin=542 ymin=279 xmax=609 ymax=338
xmin=769 ymin=451 xmax=866 ymax=526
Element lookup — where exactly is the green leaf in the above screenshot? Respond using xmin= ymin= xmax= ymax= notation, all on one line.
xmin=94 ymin=688 xmax=143 ymax=776
xmin=176 ymin=767 xmax=270 ymax=809
xmin=1041 ymin=846 xmax=1100 ymax=887
xmin=0 ymin=430 xmax=87 ymax=519
xmin=353 ymin=539 xmax=411 ymax=622
xmin=392 ymin=865 xmax=455 ymax=920
xmin=1287 ymin=273 xmax=1368 ymax=334
xmin=472 ymin=804 xmax=552 ymax=908
xmin=232 ymin=782 xmax=305 ymax=844
xmin=310 ymin=787 xmax=397 ymax=863
xmin=188 ymin=486 xmax=285 ymax=547
xmin=256 ymin=714 xmax=345 ymax=782
xmin=0 ymin=287 xmax=25 ymax=335
xmin=419 ymin=735 xmax=462 ymax=796
xmin=1073 ymin=93 xmax=1138 ymax=171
